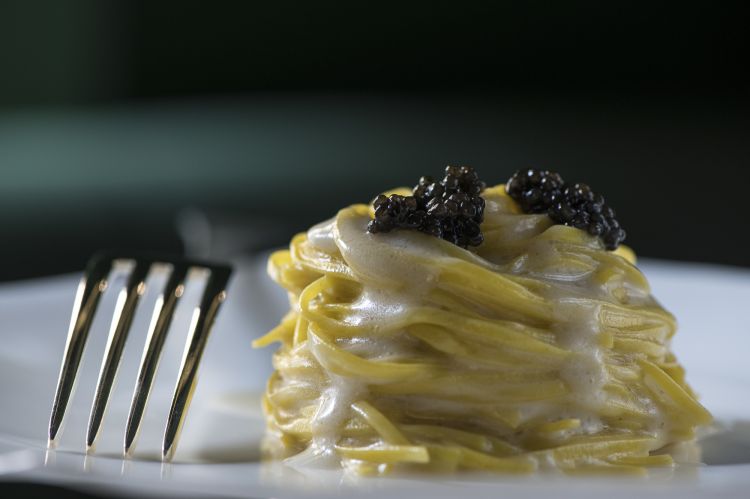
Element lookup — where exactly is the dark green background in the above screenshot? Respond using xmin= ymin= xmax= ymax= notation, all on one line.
xmin=2 ymin=1 xmax=748 ymax=104
xmin=0 ymin=0 xmax=748 ymax=284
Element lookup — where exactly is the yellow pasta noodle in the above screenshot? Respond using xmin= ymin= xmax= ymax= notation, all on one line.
xmin=254 ymin=183 xmax=711 ymax=474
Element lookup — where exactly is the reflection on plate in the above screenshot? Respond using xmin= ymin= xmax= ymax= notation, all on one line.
xmin=0 ymin=257 xmax=749 ymax=498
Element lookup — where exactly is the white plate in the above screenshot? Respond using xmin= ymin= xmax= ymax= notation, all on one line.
xmin=1 ymin=257 xmax=749 ymax=498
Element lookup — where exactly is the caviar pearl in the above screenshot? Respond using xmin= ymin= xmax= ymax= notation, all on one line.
xmin=506 ymin=168 xmax=626 ymax=250
xmin=367 ymin=166 xmax=486 ymax=248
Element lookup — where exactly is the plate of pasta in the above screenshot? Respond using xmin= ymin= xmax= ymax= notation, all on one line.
xmin=1 ymin=167 xmax=750 ymax=498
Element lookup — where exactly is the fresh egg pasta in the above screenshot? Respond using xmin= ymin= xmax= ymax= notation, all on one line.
xmin=254 ymin=171 xmax=711 ymax=475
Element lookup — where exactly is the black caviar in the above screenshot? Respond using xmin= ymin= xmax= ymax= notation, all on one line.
xmin=367 ymin=166 xmax=486 ymax=248
xmin=506 ymin=168 xmax=626 ymax=250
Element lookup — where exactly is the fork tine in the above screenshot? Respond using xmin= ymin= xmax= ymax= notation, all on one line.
xmin=162 ymin=267 xmax=231 ymax=461
xmin=48 ymin=255 xmax=113 ymax=447
xmin=124 ymin=264 xmax=189 ymax=457
xmin=85 ymin=261 xmax=151 ymax=451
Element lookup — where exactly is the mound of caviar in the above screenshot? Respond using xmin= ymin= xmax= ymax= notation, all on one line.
xmin=506 ymin=168 xmax=626 ymax=250
xmin=368 ymin=166 xmax=486 ymax=248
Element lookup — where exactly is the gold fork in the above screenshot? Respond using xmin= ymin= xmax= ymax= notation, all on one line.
xmin=47 ymin=251 xmax=232 ymax=461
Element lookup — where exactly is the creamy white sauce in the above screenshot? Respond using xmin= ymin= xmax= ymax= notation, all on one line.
xmin=307 ymin=218 xmax=339 ymax=254
xmin=294 ymin=192 xmax=672 ymax=464
xmin=332 ymin=210 xmax=444 ymax=294
xmin=310 ymin=374 xmax=365 ymax=452
xmin=344 ymin=287 xmax=414 ymax=329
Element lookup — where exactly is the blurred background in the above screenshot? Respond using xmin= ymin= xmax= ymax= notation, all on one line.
xmin=0 ymin=0 xmax=748 ymax=281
